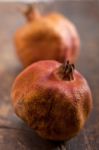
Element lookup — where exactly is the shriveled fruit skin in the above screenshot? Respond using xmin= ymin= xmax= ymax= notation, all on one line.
xmin=11 ymin=60 xmax=92 ymax=141
xmin=14 ymin=13 xmax=80 ymax=67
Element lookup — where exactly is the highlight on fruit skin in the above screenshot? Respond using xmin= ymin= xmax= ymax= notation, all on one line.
xmin=14 ymin=5 xmax=80 ymax=67
xmin=11 ymin=60 xmax=93 ymax=141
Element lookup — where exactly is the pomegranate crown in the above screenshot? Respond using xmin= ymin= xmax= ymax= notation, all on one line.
xmin=60 ymin=60 xmax=75 ymax=81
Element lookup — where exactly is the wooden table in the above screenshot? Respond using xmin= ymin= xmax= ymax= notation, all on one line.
xmin=0 ymin=1 xmax=99 ymax=150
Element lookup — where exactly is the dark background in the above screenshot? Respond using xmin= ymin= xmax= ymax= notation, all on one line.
xmin=0 ymin=1 xmax=99 ymax=150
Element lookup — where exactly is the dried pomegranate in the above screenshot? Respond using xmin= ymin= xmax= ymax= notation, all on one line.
xmin=14 ymin=5 xmax=80 ymax=67
xmin=11 ymin=60 xmax=92 ymax=141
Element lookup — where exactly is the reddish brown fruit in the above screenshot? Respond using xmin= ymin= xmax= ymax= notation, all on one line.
xmin=11 ymin=60 xmax=92 ymax=141
xmin=14 ymin=6 xmax=80 ymax=67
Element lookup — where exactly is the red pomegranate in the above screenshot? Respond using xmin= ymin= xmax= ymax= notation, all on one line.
xmin=11 ymin=60 xmax=92 ymax=141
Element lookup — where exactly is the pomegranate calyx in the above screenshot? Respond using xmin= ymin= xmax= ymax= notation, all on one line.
xmin=58 ymin=60 xmax=75 ymax=81
xmin=24 ymin=4 xmax=32 ymax=17
xmin=23 ymin=4 xmax=40 ymax=21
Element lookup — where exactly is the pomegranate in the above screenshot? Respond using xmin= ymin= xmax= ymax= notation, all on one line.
xmin=14 ymin=5 xmax=80 ymax=67
xmin=11 ymin=60 xmax=92 ymax=141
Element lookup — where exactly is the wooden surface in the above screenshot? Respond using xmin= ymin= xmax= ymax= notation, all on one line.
xmin=0 ymin=1 xmax=99 ymax=150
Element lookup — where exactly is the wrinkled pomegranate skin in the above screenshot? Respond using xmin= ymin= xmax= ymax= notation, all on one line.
xmin=11 ymin=60 xmax=92 ymax=141
xmin=14 ymin=13 xmax=80 ymax=67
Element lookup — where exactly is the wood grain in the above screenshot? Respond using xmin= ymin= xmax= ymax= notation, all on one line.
xmin=0 ymin=1 xmax=99 ymax=150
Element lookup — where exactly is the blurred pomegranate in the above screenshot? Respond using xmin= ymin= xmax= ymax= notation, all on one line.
xmin=14 ymin=5 xmax=80 ymax=67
